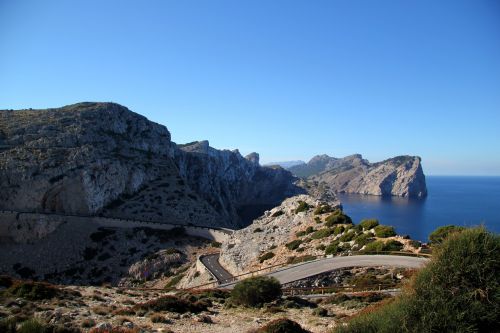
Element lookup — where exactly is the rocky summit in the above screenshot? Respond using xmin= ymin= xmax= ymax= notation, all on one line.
xmin=0 ymin=102 xmax=301 ymax=228
xmin=288 ymin=154 xmax=427 ymax=198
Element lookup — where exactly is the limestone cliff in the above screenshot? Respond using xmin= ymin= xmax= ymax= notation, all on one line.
xmin=174 ymin=141 xmax=302 ymax=227
xmin=289 ymin=154 xmax=427 ymax=198
xmin=0 ymin=102 xmax=301 ymax=228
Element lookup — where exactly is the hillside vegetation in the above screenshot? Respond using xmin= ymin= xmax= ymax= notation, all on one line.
xmin=335 ymin=226 xmax=500 ymax=333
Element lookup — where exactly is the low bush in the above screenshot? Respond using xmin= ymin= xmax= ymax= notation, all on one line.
xmin=383 ymin=240 xmax=404 ymax=251
xmin=362 ymin=240 xmax=403 ymax=252
xmin=314 ymin=217 xmax=322 ymax=224
xmin=314 ymin=204 xmax=333 ymax=215
xmin=336 ymin=227 xmax=500 ymax=332
xmin=339 ymin=231 xmax=356 ymax=242
xmin=211 ymin=241 xmax=222 ymax=247
xmin=374 ymin=225 xmax=396 ymax=238
xmin=286 ymin=239 xmax=303 ymax=250
xmin=8 ymin=281 xmax=58 ymax=300
xmin=282 ymin=296 xmax=317 ymax=309
xmin=428 ymin=225 xmax=465 ymax=245
xmin=136 ymin=295 xmax=207 ymax=313
xmin=294 ymin=201 xmax=311 ymax=214
xmin=311 ymin=228 xmax=334 ymax=239
xmin=354 ymin=233 xmax=373 ymax=247
xmin=259 ymin=252 xmax=275 ymax=263
xmin=325 ymin=212 xmax=352 ymax=227
xmin=359 ymin=219 xmax=379 ymax=230
xmin=313 ymin=307 xmax=328 ymax=316
xmin=230 ymin=276 xmax=282 ymax=308
xmin=255 ymin=318 xmax=311 ymax=333
xmin=295 ymin=230 xmax=306 ymax=237
xmin=325 ymin=242 xmax=340 ymax=255
xmin=253 ymin=228 xmax=263 ymax=233
xmin=333 ymin=225 xmax=345 ymax=235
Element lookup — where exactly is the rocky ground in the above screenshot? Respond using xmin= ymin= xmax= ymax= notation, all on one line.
xmin=0 ymin=265 xmax=414 ymax=333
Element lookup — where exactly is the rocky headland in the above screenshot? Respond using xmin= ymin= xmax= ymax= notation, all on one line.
xmin=288 ymin=154 xmax=427 ymax=198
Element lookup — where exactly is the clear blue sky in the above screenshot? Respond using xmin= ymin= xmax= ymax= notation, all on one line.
xmin=1 ymin=0 xmax=499 ymax=175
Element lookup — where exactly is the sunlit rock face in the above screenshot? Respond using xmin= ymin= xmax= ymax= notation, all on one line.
xmin=290 ymin=154 xmax=427 ymax=198
xmin=0 ymin=102 xmax=303 ymax=228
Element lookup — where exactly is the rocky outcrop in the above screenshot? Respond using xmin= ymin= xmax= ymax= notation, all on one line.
xmin=219 ymin=194 xmax=341 ymax=275
xmin=0 ymin=102 xmax=302 ymax=228
xmin=289 ymin=154 xmax=427 ymax=198
xmin=174 ymin=141 xmax=302 ymax=227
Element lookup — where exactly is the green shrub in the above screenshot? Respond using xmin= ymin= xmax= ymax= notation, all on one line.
xmin=316 ymin=244 xmax=326 ymax=251
xmin=314 ymin=217 xmax=322 ymax=224
xmin=210 ymin=241 xmax=222 ymax=247
xmin=362 ymin=240 xmax=385 ymax=252
xmin=429 ymin=225 xmax=465 ymax=245
xmin=336 ymin=227 xmax=500 ymax=333
xmin=313 ymin=307 xmax=328 ymax=316
xmin=374 ymin=225 xmax=396 ymax=238
xmin=311 ymin=228 xmax=334 ymax=239
xmin=363 ymin=240 xmax=402 ymax=252
xmin=256 ymin=318 xmax=310 ymax=333
xmin=254 ymin=228 xmax=263 ymax=233
xmin=259 ymin=252 xmax=275 ymax=263
xmin=383 ymin=240 xmax=404 ymax=251
xmin=136 ymin=295 xmax=207 ymax=313
xmin=333 ymin=226 xmax=345 ymax=235
xmin=360 ymin=219 xmax=379 ymax=230
xmin=314 ymin=204 xmax=333 ymax=215
xmin=325 ymin=242 xmax=340 ymax=255
xmin=354 ymin=233 xmax=373 ymax=247
xmin=286 ymin=239 xmax=303 ymax=250
xmin=295 ymin=230 xmax=306 ymax=237
xmin=271 ymin=210 xmax=284 ymax=217
xmin=8 ymin=281 xmax=58 ymax=300
xmin=230 ymin=276 xmax=282 ymax=308
xmin=305 ymin=226 xmax=315 ymax=234
xmin=339 ymin=231 xmax=355 ymax=242
xmin=325 ymin=212 xmax=352 ymax=227
xmin=294 ymin=201 xmax=311 ymax=214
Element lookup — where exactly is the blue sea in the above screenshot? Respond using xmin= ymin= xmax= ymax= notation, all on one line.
xmin=338 ymin=176 xmax=500 ymax=242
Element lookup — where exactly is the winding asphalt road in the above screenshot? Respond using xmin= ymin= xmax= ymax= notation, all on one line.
xmin=209 ymin=254 xmax=429 ymax=288
xmin=200 ymin=253 xmax=233 ymax=283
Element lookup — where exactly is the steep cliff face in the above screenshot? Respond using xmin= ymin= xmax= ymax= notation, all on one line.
xmin=0 ymin=103 xmax=301 ymax=228
xmin=0 ymin=102 xmax=173 ymax=215
xmin=174 ymin=141 xmax=302 ymax=227
xmin=289 ymin=154 xmax=427 ymax=198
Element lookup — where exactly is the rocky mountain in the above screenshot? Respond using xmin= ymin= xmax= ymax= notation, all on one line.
xmin=0 ymin=102 xmax=301 ymax=228
xmin=174 ymin=141 xmax=301 ymax=226
xmin=288 ymin=154 xmax=427 ymax=198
